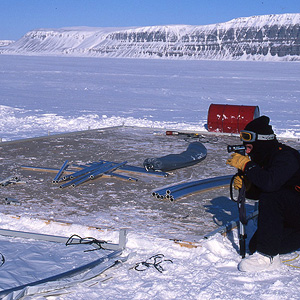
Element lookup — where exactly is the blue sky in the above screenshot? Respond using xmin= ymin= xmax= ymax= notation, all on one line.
xmin=0 ymin=0 xmax=299 ymax=40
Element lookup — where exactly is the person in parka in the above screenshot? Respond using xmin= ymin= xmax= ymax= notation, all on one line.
xmin=226 ymin=115 xmax=300 ymax=272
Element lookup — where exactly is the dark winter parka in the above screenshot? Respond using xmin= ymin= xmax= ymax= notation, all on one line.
xmin=243 ymin=141 xmax=300 ymax=200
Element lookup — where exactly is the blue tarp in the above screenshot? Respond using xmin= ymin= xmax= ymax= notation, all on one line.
xmin=143 ymin=142 xmax=207 ymax=172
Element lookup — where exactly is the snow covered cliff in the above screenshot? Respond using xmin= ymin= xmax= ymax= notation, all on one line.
xmin=1 ymin=13 xmax=299 ymax=61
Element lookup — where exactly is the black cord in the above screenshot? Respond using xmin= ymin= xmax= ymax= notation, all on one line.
xmin=230 ymin=174 xmax=238 ymax=202
xmin=66 ymin=234 xmax=107 ymax=252
xmin=135 ymin=254 xmax=173 ymax=273
xmin=0 ymin=253 xmax=5 ymax=267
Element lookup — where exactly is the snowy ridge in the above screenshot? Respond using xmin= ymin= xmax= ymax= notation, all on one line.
xmin=1 ymin=13 xmax=300 ymax=61
xmin=0 ymin=40 xmax=14 ymax=46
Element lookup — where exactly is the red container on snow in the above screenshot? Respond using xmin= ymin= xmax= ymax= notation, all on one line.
xmin=207 ymin=104 xmax=260 ymax=133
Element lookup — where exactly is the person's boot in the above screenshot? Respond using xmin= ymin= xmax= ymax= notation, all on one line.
xmin=238 ymin=252 xmax=281 ymax=272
